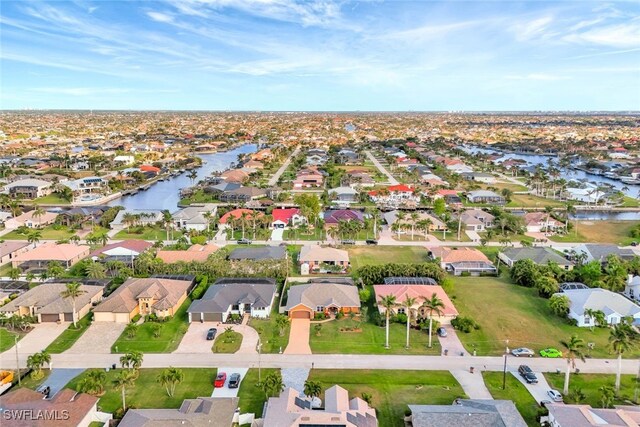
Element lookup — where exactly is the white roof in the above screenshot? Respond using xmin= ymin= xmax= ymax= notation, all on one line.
xmin=561 ymin=288 xmax=640 ymax=317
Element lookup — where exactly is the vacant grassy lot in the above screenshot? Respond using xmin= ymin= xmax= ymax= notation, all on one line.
xmin=237 ymin=368 xmax=279 ymax=417
xmin=111 ymin=299 xmax=191 ymax=353
xmin=507 ymin=194 xmax=564 ymax=208
xmin=3 ymin=226 xmax=75 ymax=240
xmin=283 ymin=228 xmax=326 ymax=241
xmin=348 ymin=246 xmax=427 ymax=269
xmin=212 ymin=330 xmax=243 ymax=353
xmin=45 ymin=314 xmax=92 ymax=353
xmin=308 ymin=369 xmax=465 ymax=427
xmin=549 ymin=220 xmax=638 ymax=245
xmin=481 ymin=182 xmax=529 ymax=192
xmin=449 ymin=276 xmax=639 ymax=358
xmin=66 ymin=368 xmax=215 ymax=413
xmin=310 ymin=318 xmax=441 ymax=355
xmin=483 ymin=372 xmax=541 ymax=426
xmin=114 ymin=226 xmax=182 ymax=241
xmin=32 ymin=194 xmax=71 ymax=205
xmin=544 ymin=373 xmax=639 ymax=407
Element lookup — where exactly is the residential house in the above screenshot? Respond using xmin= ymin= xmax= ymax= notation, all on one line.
xmin=0 ymin=241 xmax=30 ymax=266
xmin=329 ymin=186 xmax=359 ymax=204
xmin=306 ymin=154 xmax=328 ymax=166
xmin=499 ymin=247 xmax=574 ymax=270
xmin=336 ymin=149 xmax=361 ymax=165
xmin=427 ymin=247 xmax=497 ymax=276
xmin=12 ymin=243 xmax=90 ymax=272
xmin=461 ymin=172 xmax=497 ymax=183
xmin=408 ymin=400 xmax=527 ymax=427
xmin=368 ymin=184 xmax=420 ymax=207
xmin=4 ymin=209 xmax=58 ymax=229
xmin=293 ymin=168 xmax=324 ymax=188
xmin=546 ymin=403 xmax=640 ymax=427
xmin=119 ymin=397 xmax=239 ymax=427
xmin=383 ymin=210 xmax=447 ymax=234
xmin=187 ymin=278 xmax=276 ymax=322
xmin=173 ymin=204 xmax=217 ymax=231
xmin=113 ymin=155 xmax=135 ymax=165
xmin=58 ymin=206 xmax=108 ymax=226
xmin=299 ymin=245 xmax=350 ymax=275
xmin=61 ymin=176 xmax=109 ymax=201
xmin=218 ymin=208 xmax=263 ymax=225
xmin=156 ymin=244 xmax=219 ymax=264
xmin=243 ymin=159 xmax=264 ymax=169
xmin=204 ymin=181 xmax=241 ymax=198
xmin=572 ymin=244 xmax=636 ymax=263
xmin=0 ymin=282 xmax=102 ymax=323
xmin=565 ymin=183 xmax=606 ymax=204
xmin=522 ymin=212 xmax=564 ymax=233
xmin=251 ymin=148 xmax=273 ymax=161
xmin=624 ymin=274 xmax=640 ymax=303
xmin=446 ymin=163 xmax=473 ymax=174
xmin=220 ymin=169 xmax=250 ymax=184
xmin=285 ymin=282 xmax=360 ymax=319
xmin=111 ymin=209 xmax=164 ymax=229
xmin=3 ymin=178 xmax=53 ymax=199
xmin=557 ymin=287 xmax=640 ymax=327
xmin=349 ymin=172 xmax=375 ymax=188
xmin=261 ymin=385 xmax=377 ymax=426
xmin=466 ymin=190 xmax=505 ymax=205
xmin=228 ymin=246 xmax=286 ymax=261
xmin=271 ymin=208 xmax=306 ymax=229
xmin=374 ymin=281 xmax=458 ymax=324
xmin=0 ymin=388 xmax=110 ymax=427
xmin=323 ymin=209 xmax=364 ymax=228
xmin=460 ymin=209 xmax=495 ymax=231
xmin=93 ymin=277 xmax=194 ymax=323
xmin=89 ymin=240 xmax=153 ymax=266
xmin=218 ymin=186 xmax=267 ymax=203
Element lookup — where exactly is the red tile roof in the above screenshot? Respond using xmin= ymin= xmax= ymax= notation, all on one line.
xmin=388 ymin=184 xmax=414 ymax=193
xmin=219 ymin=209 xmax=263 ymax=224
xmin=89 ymin=239 xmax=153 ymax=258
xmin=272 ymin=208 xmax=301 ymax=223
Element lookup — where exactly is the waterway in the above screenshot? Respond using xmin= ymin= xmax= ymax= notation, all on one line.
xmin=569 ymin=211 xmax=640 ymax=221
xmin=461 ymin=145 xmax=640 ymax=200
xmin=108 ymin=144 xmax=258 ymax=212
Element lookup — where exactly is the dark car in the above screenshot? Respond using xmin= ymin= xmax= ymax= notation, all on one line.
xmin=36 ymin=385 xmax=51 ymax=398
xmin=518 ymin=365 xmax=538 ymax=384
xmin=631 ymin=241 xmax=638 ymax=247
xmin=341 ymin=239 xmax=356 ymax=245
xmin=206 ymin=328 xmax=217 ymax=341
xmin=237 ymin=238 xmax=252 ymax=245
xmin=365 ymin=239 xmax=378 ymax=245
xmin=436 ymin=327 xmax=447 ymax=337
xmin=228 ymin=373 xmax=241 ymax=388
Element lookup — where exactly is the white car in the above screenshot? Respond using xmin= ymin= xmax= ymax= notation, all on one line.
xmin=511 ymin=347 xmax=535 ymax=357
xmin=547 ymin=389 xmax=563 ymax=402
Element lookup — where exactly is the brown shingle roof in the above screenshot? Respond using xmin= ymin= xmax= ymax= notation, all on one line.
xmin=93 ymin=277 xmax=192 ymax=314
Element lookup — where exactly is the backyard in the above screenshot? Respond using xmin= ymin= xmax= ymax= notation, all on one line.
xmin=348 ymin=246 xmax=428 ymax=269
xmin=307 ymin=369 xmax=466 ymax=427
xmin=45 ymin=314 xmax=92 ymax=353
xmin=237 ymin=368 xmax=279 ymax=417
xmin=3 ymin=225 xmax=76 ymax=240
xmin=483 ymin=371 xmax=541 ymax=427
xmin=549 ymin=220 xmax=638 ymax=245
xmin=544 ymin=372 xmax=639 ymax=408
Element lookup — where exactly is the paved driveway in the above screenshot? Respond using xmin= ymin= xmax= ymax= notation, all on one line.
xmin=45 ymin=368 xmax=85 ymax=397
xmin=510 ymin=369 xmax=563 ymax=404
xmin=451 ymin=369 xmax=492 ymax=399
xmin=437 ymin=325 xmax=468 ymax=356
xmin=211 ymin=367 xmax=249 ymax=397
xmin=174 ymin=322 xmax=259 ymax=354
xmin=66 ymin=322 xmax=126 ymax=354
xmin=2 ymin=323 xmax=69 ymax=357
xmin=270 ymin=228 xmax=284 ymax=241
xmin=284 ymin=318 xmax=311 ymax=355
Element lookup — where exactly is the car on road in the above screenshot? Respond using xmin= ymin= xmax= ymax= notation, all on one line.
xmin=365 ymin=239 xmax=378 ymax=245
xmin=540 ymin=348 xmax=562 ymax=358
xmin=341 ymin=239 xmax=356 ymax=245
xmin=436 ymin=327 xmax=447 ymax=337
xmin=206 ymin=328 xmax=217 ymax=340
xmin=228 ymin=373 xmax=241 ymax=388
xmin=214 ymin=372 xmax=227 ymax=388
xmin=518 ymin=365 xmax=538 ymax=384
xmin=237 ymin=238 xmax=252 ymax=245
xmin=547 ymin=389 xmax=563 ymax=402
xmin=511 ymin=347 xmax=535 ymax=357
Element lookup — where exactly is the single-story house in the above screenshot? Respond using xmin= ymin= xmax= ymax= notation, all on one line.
xmin=228 ymin=246 xmax=286 ymax=261
xmin=0 ymin=283 xmax=103 ymax=323
xmin=460 ymin=209 xmax=495 ymax=232
xmin=271 ymin=208 xmax=306 ymax=229
xmin=349 ymin=172 xmax=375 ymax=188
xmin=499 ymin=247 xmax=574 ymax=270
xmin=293 ymin=169 xmax=324 ymax=188
xmin=119 ymin=397 xmax=238 ymax=427
xmin=323 ymin=209 xmax=364 ymax=227
xmin=58 ymin=206 xmax=108 ymax=226
xmin=546 ymin=403 xmax=639 ymax=427
xmin=12 ymin=243 xmax=91 ymax=272
xmin=187 ymin=278 xmax=276 ymax=322
xmin=218 ymin=208 xmax=263 ymax=225
xmin=113 ymin=155 xmax=135 ymax=165
xmin=384 ymin=210 xmax=447 ymax=233
xmin=4 ymin=210 xmax=58 ymax=229
xmin=0 ymin=241 xmax=30 ymax=266
xmin=427 ymin=246 xmax=497 ymax=276
xmin=93 ymin=277 xmax=194 ymax=323
xmin=572 ymin=244 xmax=636 ymax=263
xmin=558 ymin=287 xmax=640 ymax=327
xmin=466 ymin=190 xmax=506 ymax=205
xmin=368 ymin=184 xmax=421 ymax=206
xmin=328 ymin=186 xmax=359 ymax=204
xmin=172 ymin=204 xmax=217 ymax=231
xmin=461 ymin=172 xmax=496 ymax=183
xmin=522 ymin=212 xmax=564 ymax=233
xmin=110 ymin=209 xmax=164 ymax=229
xmin=156 ymin=244 xmax=219 ymax=264
xmin=220 ymin=169 xmax=250 ymax=183
xmin=89 ymin=240 xmax=153 ymax=265
xmin=3 ymin=178 xmax=53 ymax=199
xmin=408 ymin=400 xmax=527 ymax=427
xmin=285 ymin=282 xmax=360 ymax=319
xmin=373 ymin=282 xmax=458 ymax=324
xmin=299 ymin=245 xmax=350 ymax=275
xmin=624 ymin=274 xmax=640 ymax=303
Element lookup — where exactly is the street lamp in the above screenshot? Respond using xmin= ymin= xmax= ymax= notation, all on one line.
xmin=15 ymin=336 xmax=20 ymax=386
xmin=257 ymin=339 xmax=262 ymax=384
xmin=502 ymin=339 xmax=510 ymax=390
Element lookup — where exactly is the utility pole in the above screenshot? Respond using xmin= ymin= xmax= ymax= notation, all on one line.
xmin=15 ymin=336 xmax=20 ymax=386
xmin=257 ymin=340 xmax=262 ymax=384
xmin=502 ymin=340 xmax=509 ymax=390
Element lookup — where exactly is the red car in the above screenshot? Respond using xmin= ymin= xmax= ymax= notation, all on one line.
xmin=214 ymin=372 xmax=227 ymax=388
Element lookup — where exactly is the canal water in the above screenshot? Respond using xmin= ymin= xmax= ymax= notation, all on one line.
xmin=461 ymin=145 xmax=640 ymax=200
xmin=108 ymin=144 xmax=258 ymax=212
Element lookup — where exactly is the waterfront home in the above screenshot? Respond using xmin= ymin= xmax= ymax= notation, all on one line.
xmin=4 ymin=209 xmax=58 ymax=229
xmin=466 ymin=190 xmax=505 ymax=205
xmin=89 ymin=240 xmax=153 ymax=266
xmin=119 ymin=397 xmax=238 ymax=427
xmin=111 ymin=209 xmax=164 ymax=229
xmin=61 ymin=176 xmax=109 ymax=201
xmin=11 ymin=243 xmax=90 ymax=272
xmin=427 ymin=246 xmax=497 ymax=276
xmin=172 ymin=204 xmax=217 ymax=231
xmin=299 ymin=245 xmax=350 ymax=275
xmin=220 ymin=169 xmax=250 ymax=183
xmin=623 ymin=274 xmax=640 ymax=303
xmin=58 ymin=206 xmax=109 ymax=226
xmin=572 ymin=244 xmax=636 ymax=263
xmin=329 ymin=186 xmax=359 ymax=204
xmin=499 ymin=247 xmax=574 ymax=270
xmin=3 ymin=178 xmax=52 ymax=199
xmin=218 ymin=186 xmax=267 ymax=203
xmin=0 ymin=241 xmax=30 ymax=266
xmin=156 ymin=244 xmax=219 ymax=263
xmin=271 ymin=207 xmax=306 ymax=229
xmin=557 ymin=287 xmax=640 ymax=327
xmin=285 ymin=282 xmax=360 ymax=318
xmin=522 ymin=211 xmax=564 ymax=233
xmin=323 ymin=209 xmax=364 ymax=228
xmin=460 ymin=209 xmax=495 ymax=231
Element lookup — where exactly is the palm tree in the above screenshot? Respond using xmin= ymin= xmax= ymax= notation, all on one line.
xmin=275 ymin=314 xmax=289 ymax=337
xmin=378 ymin=295 xmax=398 ymax=349
xmin=161 ymin=209 xmax=173 ymax=241
xmin=27 ymin=230 xmax=41 ymax=248
xmin=60 ymin=282 xmax=86 ymax=328
xmin=608 ymin=322 xmax=637 ymax=393
xmin=561 ymin=335 xmax=586 ymax=394
xmin=401 ymin=295 xmax=417 ymax=348
xmin=8 ymin=268 xmax=20 ymax=280
xmin=78 ymin=370 xmax=107 ymax=395
xmin=240 ymin=211 xmax=249 ymax=239
xmin=124 ymin=323 xmax=138 ymax=338
xmin=122 ymin=212 xmax=136 ymax=232
xmin=188 ymin=170 xmax=198 ymax=186
xmin=113 ymin=369 xmax=137 ymax=411
xmin=422 ymin=293 xmax=445 ymax=348
xmin=303 ymin=380 xmax=322 ymax=399
xmin=85 ymin=262 xmax=107 ymax=279
xmin=26 ymin=351 xmax=51 ymax=379
xmin=157 ymin=367 xmax=184 ymax=397
xmin=599 ymin=385 xmax=615 ymax=408
xmin=261 ymin=371 xmax=284 ymax=398
xmin=31 ymin=205 xmax=45 ymax=227
xmin=409 ymin=212 xmax=419 ymax=240
xmin=120 ymin=350 xmax=144 ymax=374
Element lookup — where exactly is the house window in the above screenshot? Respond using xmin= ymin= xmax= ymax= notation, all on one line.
xmin=316 ymin=306 xmax=324 ymax=312
xmin=584 ymin=316 xmax=591 ymax=324
xmin=232 ymin=304 xmax=239 ymax=310
xmin=397 ymin=308 xmax=405 ymax=314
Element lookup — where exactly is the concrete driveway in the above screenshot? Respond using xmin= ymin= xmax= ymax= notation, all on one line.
xmin=437 ymin=325 xmax=469 ymax=356
xmin=271 ymin=228 xmax=284 ymax=241
xmin=510 ymin=369 xmax=563 ymax=404
xmin=284 ymin=318 xmax=311 ymax=355
xmin=451 ymin=369 xmax=492 ymax=399
xmin=66 ymin=322 xmax=126 ymax=354
xmin=44 ymin=368 xmax=85 ymax=397
xmin=174 ymin=322 xmax=259 ymax=354
xmin=2 ymin=323 xmax=69 ymax=357
xmin=211 ymin=367 xmax=249 ymax=397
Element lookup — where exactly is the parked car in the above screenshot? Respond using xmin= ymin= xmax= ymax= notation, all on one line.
xmin=206 ymin=328 xmax=217 ymax=341
xmin=365 ymin=239 xmax=378 ymax=245
xmin=341 ymin=239 xmax=355 ymax=245
xmin=540 ymin=348 xmax=562 ymax=358
xmin=214 ymin=372 xmax=227 ymax=388
xmin=436 ymin=327 xmax=447 ymax=337
xmin=228 ymin=373 xmax=241 ymax=388
xmin=511 ymin=347 xmax=534 ymax=357
xmin=547 ymin=389 xmax=563 ymax=402
xmin=518 ymin=365 xmax=538 ymax=384
xmin=36 ymin=385 xmax=51 ymax=398
xmin=237 ymin=238 xmax=252 ymax=245
xmin=631 ymin=241 xmax=638 ymax=247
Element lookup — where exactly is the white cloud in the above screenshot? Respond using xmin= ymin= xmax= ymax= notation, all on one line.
xmin=511 ymin=16 xmax=555 ymax=41
xmin=506 ymin=73 xmax=570 ymax=81
xmin=563 ymin=21 xmax=640 ymax=48
xmin=146 ymin=11 xmax=174 ymax=24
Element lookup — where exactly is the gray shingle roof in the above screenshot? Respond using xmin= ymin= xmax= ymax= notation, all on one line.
xmin=409 ymin=400 xmax=527 ymax=427
xmin=501 ymin=247 xmax=572 ymax=266
xmin=0 ymin=283 xmax=101 ymax=315
xmin=118 ymin=397 xmax=238 ymax=427
xmin=559 ymin=288 xmax=640 ymax=317
xmin=285 ymin=282 xmax=360 ymax=311
xmin=187 ymin=278 xmax=276 ymax=314
xmin=228 ymin=246 xmax=286 ymax=261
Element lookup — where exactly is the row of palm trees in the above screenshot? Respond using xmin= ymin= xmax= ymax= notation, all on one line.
xmin=390 ymin=211 xmax=434 ymax=240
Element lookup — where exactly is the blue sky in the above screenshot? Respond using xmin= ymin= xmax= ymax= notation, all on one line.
xmin=1 ymin=0 xmax=639 ymax=110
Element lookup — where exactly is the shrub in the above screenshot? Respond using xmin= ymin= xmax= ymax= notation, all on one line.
xmin=131 ymin=314 xmax=141 ymax=323
xmin=451 ymin=316 xmax=479 ymax=333
xmin=460 ymin=271 xmax=471 ymax=277
xmin=190 ymin=235 xmax=207 ymax=245
xmin=335 ymin=311 xmax=344 ymax=320
xmin=314 ymin=312 xmax=327 ymax=321
xmin=395 ymin=313 xmax=407 ymax=324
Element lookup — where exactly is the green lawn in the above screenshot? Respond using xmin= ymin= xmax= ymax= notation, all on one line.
xmin=483 ymin=372 xmax=541 ymax=426
xmin=506 ymin=194 xmax=564 ymax=208
xmin=308 ymin=369 xmax=466 ymax=427
xmin=0 ymin=328 xmax=20 ymax=352
xmin=0 ymin=264 xmax=12 ymax=277
xmin=179 ymin=189 xmax=219 ymax=205
xmin=620 ymin=196 xmax=640 ymax=208
xmin=114 ymin=226 xmax=182 ymax=241
xmin=449 ymin=275 xmax=639 ymax=358
xmin=32 ymin=194 xmax=71 ymax=205
xmin=237 ymin=368 xmax=278 ymax=417
xmin=544 ymin=372 xmax=639 ymax=407
xmin=310 ymin=318 xmax=441 ymax=355
xmin=348 ymin=246 xmax=428 ymax=269
xmin=549 ymin=220 xmax=638 ymax=245
xmin=481 ymin=182 xmax=529 ymax=192
xmin=212 ymin=330 xmax=243 ymax=353
xmin=283 ymin=228 xmax=326 ymax=241
xmin=66 ymin=368 xmax=215 ymax=413
xmin=111 ymin=299 xmax=191 ymax=353
xmin=3 ymin=225 xmax=76 ymax=240
xmin=45 ymin=314 xmax=93 ymax=353
xmin=249 ymin=309 xmax=290 ymax=354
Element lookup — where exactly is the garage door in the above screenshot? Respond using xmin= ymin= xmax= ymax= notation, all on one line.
xmin=63 ymin=313 xmax=74 ymax=322
xmin=290 ymin=310 xmax=311 ymax=319
xmin=40 ymin=314 xmax=60 ymax=322
xmin=203 ymin=312 xmax=222 ymax=322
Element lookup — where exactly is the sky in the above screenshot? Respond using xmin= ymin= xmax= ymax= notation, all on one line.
xmin=1 ymin=0 xmax=639 ymax=111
